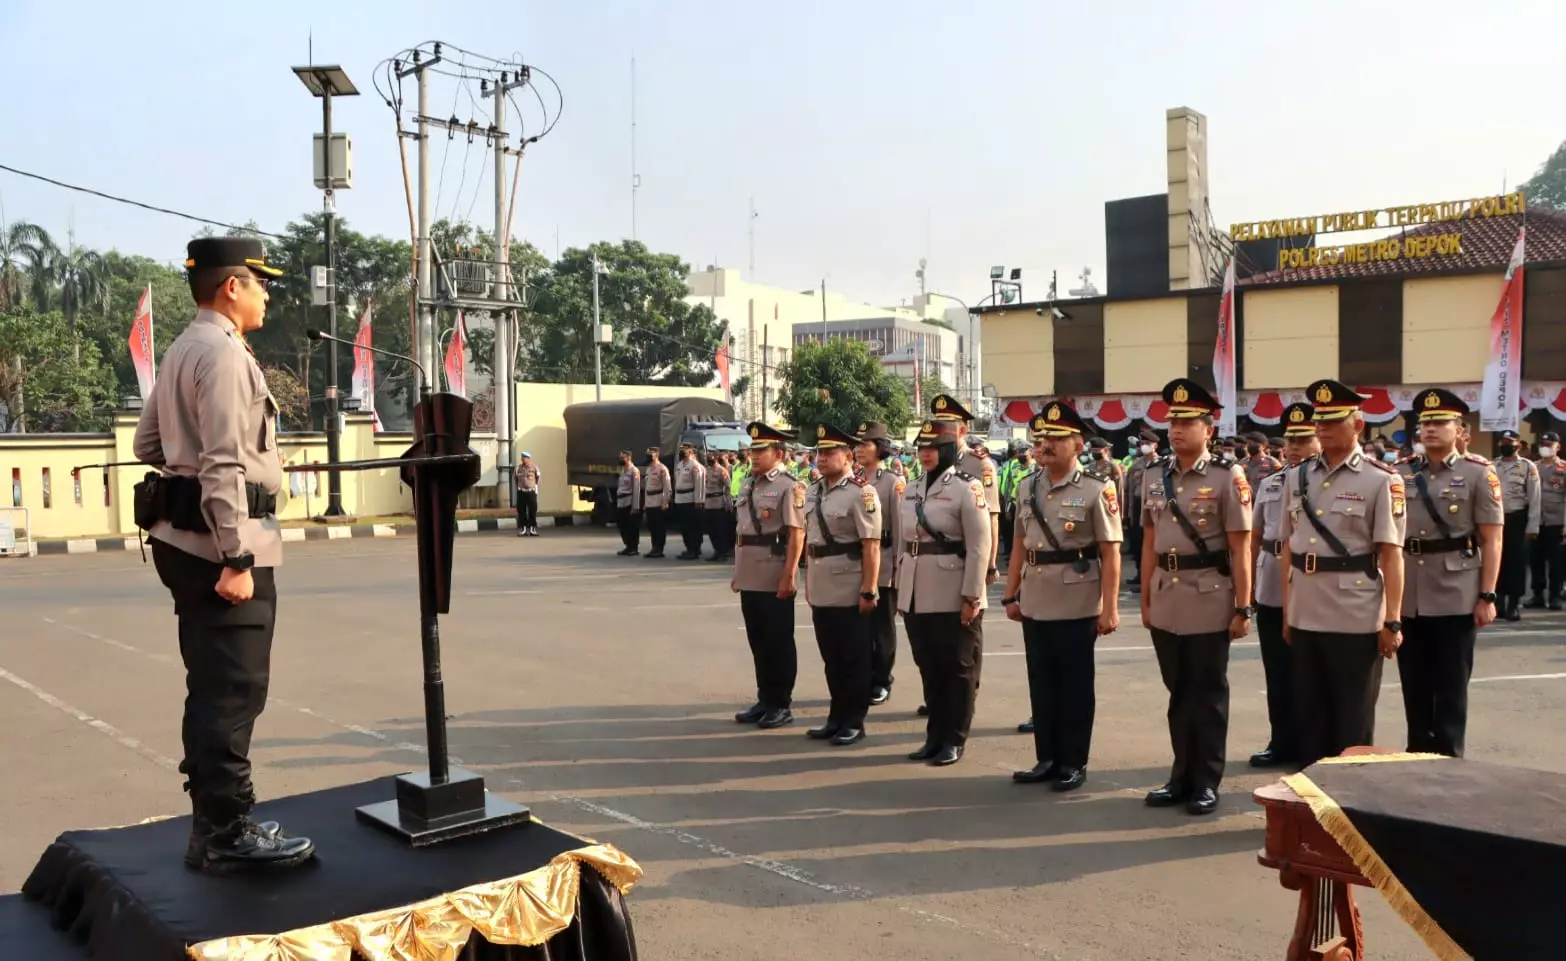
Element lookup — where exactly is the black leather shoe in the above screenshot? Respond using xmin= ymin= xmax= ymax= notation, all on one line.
xmin=1525 ymin=593 xmax=1547 ymax=609
xmin=830 ymin=727 xmax=865 ymax=746
xmin=930 ymin=745 xmax=964 ymax=767
xmin=1012 ymin=761 xmax=1058 ymax=784
xmin=807 ymin=722 xmax=841 ymax=740
xmin=616 ymin=547 xmax=637 ymax=556
xmin=705 ymin=554 xmax=726 ymax=563
xmin=908 ymin=741 xmax=940 ymax=761
xmin=1052 ymin=767 xmax=1087 ymax=792
xmin=1145 ymin=783 xmax=1189 ymax=807
xmin=645 ymin=550 xmax=665 ymax=559
xmin=1249 ymin=747 xmax=1288 ymax=768
xmin=735 ymin=702 xmax=767 ymax=724
xmin=1504 ymin=597 xmax=1523 ymax=621
xmin=1186 ymin=788 xmax=1220 ymax=815
xmin=187 ymin=816 xmax=283 ymax=867
xmin=757 ymin=708 xmax=794 ymax=729
xmin=1552 ymin=598 xmax=1563 ymax=612
xmin=189 ymin=818 xmax=314 ymax=873
xmin=677 ymin=551 xmax=699 ymax=561
xmin=916 ymin=703 xmax=929 ymax=717
xmin=869 ymin=686 xmax=890 ymax=706
xmin=1017 ymin=717 xmax=1035 ymax=734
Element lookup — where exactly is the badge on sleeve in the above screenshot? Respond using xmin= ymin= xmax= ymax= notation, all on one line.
xmin=983 ymin=467 xmax=995 ymax=487
xmin=970 ymin=479 xmax=986 ymax=508
xmin=1486 ymin=470 xmax=1502 ymax=504
xmin=1234 ymin=471 xmax=1252 ymax=507
xmin=1390 ymin=478 xmax=1406 ymax=517
xmin=794 ymin=482 xmax=807 ymax=509
xmin=894 ymin=478 xmax=906 ymax=496
xmin=862 ymin=487 xmax=877 ymax=514
xmin=1102 ymin=485 xmax=1119 ymax=516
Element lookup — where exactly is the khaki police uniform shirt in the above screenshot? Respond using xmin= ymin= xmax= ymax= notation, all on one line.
xmin=870 ymin=465 xmax=905 ymax=589
xmin=515 ymin=463 xmax=540 ymax=492
xmin=673 ymin=457 xmax=705 ymax=505
xmin=959 ymin=449 xmax=1001 ymax=517
xmin=1245 ymin=453 xmax=1284 ymax=493
xmin=1538 ymin=456 xmax=1566 ymax=527
xmin=1279 ymin=449 xmax=1405 ymax=634
xmin=1125 ymin=453 xmax=1160 ymax=519
xmin=804 ymin=474 xmax=882 ymax=607
xmin=705 ymin=463 xmax=731 ymax=510
xmin=1399 ymin=452 xmax=1506 ymax=617
xmin=616 ymin=464 xmax=641 ymax=509
xmin=642 ymin=461 xmax=671 ymax=509
xmin=733 ymin=466 xmax=806 ymax=592
xmin=896 ymin=466 xmax=993 ymax=614
xmin=1253 ymin=469 xmax=1289 ymax=609
xmin=1496 ymin=456 xmax=1540 ymax=533
xmin=132 ymin=309 xmax=282 ymax=567
xmin=1014 ymin=468 xmax=1123 ymax=621
xmin=1140 ymin=455 xmax=1253 ymax=635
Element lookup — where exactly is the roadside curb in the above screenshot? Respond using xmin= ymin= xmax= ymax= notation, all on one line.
xmin=28 ymin=514 xmax=588 ymax=556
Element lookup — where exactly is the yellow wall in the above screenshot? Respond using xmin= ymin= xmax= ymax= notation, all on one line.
xmin=1402 ymin=273 xmax=1502 ymax=383
xmin=1 ymin=433 xmax=119 ymax=547
xmin=980 ymin=308 xmax=1053 ymax=397
xmin=1243 ymin=285 xmax=1339 ymax=389
xmin=1103 ymin=297 xmax=1188 ymax=392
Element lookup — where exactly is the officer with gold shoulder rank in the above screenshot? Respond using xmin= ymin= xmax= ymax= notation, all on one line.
xmin=1527 ymin=431 xmax=1566 ymax=610
xmin=802 ymin=424 xmax=882 ymax=745
xmin=132 ymin=237 xmax=314 ymax=872
xmin=1397 ymin=388 xmax=1504 ymax=758
xmin=1279 ymin=381 xmax=1407 ymax=766
xmin=614 ymin=449 xmax=642 ymax=556
xmin=1247 ymin=402 xmax=1318 ymax=769
xmin=641 ymin=446 xmax=672 ymax=558
xmin=732 ymin=423 xmax=807 ymax=729
xmin=1493 ymin=429 xmax=1540 ymax=620
xmin=1138 ymin=378 xmax=1253 ymax=816
xmin=899 ymin=418 xmax=993 ymax=766
xmin=1001 ymin=402 xmax=1122 ymax=792
xmin=856 ymin=422 xmax=905 ymax=706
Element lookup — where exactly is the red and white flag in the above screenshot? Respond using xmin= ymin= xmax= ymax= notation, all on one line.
xmin=715 ymin=342 xmax=732 ymax=406
xmin=349 ymin=300 xmax=382 ymax=430
xmin=127 ymin=284 xmax=155 ymax=400
xmin=1480 ymin=227 xmax=1527 ymax=433
xmin=1212 ymin=256 xmax=1238 ymax=436
xmin=443 ymin=312 xmax=468 ymax=398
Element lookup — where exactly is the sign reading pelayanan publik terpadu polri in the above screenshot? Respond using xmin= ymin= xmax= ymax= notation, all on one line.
xmin=1230 ymin=191 xmax=1526 ymax=270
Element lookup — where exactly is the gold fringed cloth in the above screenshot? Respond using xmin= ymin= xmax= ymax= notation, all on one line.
xmin=1284 ymin=755 xmax=1566 ymax=961
xmin=186 ymin=843 xmax=642 ymax=961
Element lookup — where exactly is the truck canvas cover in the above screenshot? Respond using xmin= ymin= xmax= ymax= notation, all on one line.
xmin=563 ymin=397 xmax=736 ymax=489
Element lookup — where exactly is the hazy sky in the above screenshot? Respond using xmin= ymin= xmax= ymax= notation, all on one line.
xmin=2 ymin=0 xmax=1561 ymax=312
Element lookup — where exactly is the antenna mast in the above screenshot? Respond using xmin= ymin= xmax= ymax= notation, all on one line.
xmin=631 ymin=57 xmax=639 ymax=241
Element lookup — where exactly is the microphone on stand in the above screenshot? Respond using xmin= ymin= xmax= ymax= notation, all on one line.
xmin=306 ymin=328 xmax=432 ymax=396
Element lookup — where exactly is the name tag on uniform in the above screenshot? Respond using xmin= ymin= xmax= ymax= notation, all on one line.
xmin=1447 ymin=478 xmax=1464 ymax=487
xmin=1334 ymin=491 xmax=1365 ymax=502
xmin=1062 ymin=497 xmax=1086 ymax=508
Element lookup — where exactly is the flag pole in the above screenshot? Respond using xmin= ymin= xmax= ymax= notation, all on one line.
xmin=146 ymin=284 xmax=155 ymax=388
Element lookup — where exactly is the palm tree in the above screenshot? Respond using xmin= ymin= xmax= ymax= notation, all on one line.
xmin=0 ymin=220 xmax=51 ymax=311
xmin=22 ymin=230 xmax=57 ymax=312
xmin=52 ymin=243 xmax=108 ymax=362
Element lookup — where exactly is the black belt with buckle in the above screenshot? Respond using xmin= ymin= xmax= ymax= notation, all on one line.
xmin=1403 ymin=535 xmax=1474 ymax=556
xmin=1261 ymin=538 xmax=1282 ymax=556
xmin=1025 ymin=547 xmax=1093 ymax=566
xmin=1289 ymin=552 xmax=1378 ymax=575
xmin=1159 ymin=550 xmax=1227 ymax=573
xmin=808 ymin=542 xmax=862 ymax=559
xmin=905 ymin=540 xmax=966 ymax=557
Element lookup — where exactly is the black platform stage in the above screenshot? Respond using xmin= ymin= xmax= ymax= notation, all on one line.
xmin=13 ymin=778 xmax=641 ymax=961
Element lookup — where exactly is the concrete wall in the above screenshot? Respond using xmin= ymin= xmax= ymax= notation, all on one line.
xmin=1403 ymin=273 xmax=1500 ymax=383
xmin=1104 ymin=297 xmax=1188 ymax=392
xmin=980 ymin=307 xmax=1054 ymax=397
xmin=1242 ymin=286 xmax=1339 ymax=389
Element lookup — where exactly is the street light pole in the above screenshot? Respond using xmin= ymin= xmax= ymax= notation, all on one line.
xmin=592 ymin=251 xmax=603 ymax=402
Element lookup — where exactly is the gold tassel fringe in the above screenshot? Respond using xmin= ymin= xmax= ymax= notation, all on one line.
xmin=187 ymin=842 xmax=643 ymax=961
xmin=1282 ymin=772 xmax=1469 ymax=961
xmin=1315 ymin=752 xmax=1448 ymax=765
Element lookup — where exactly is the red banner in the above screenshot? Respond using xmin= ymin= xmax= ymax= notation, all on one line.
xmin=443 ymin=313 xmax=468 ymax=398
xmin=1213 ymin=257 xmax=1237 ymax=435
xmin=127 ymin=285 xmax=155 ymax=400
xmin=715 ymin=342 xmax=731 ymax=406
xmin=1479 ymin=227 xmax=1526 ymax=433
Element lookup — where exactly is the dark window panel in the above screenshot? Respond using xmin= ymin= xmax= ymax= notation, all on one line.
xmin=1338 ymin=278 xmax=1402 ymax=386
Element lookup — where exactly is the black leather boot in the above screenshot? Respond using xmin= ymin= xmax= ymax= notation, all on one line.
xmin=188 ymin=795 xmax=314 ymax=873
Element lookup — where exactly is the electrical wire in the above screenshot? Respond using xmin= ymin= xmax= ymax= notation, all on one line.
xmin=0 ymin=162 xmax=284 ymax=238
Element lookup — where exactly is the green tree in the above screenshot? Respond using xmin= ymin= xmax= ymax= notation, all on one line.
xmin=0 ymin=309 xmax=117 ymax=432
xmin=0 ymin=220 xmax=51 ymax=311
xmin=1520 ymin=141 xmax=1566 ymax=211
xmin=775 ymin=339 xmax=911 ymax=438
xmin=89 ymin=252 xmax=189 ymax=393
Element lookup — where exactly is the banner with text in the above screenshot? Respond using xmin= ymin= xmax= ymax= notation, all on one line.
xmin=1479 ymin=228 xmax=1526 ymax=433
xmin=1213 ymin=257 xmax=1237 ymax=435
xmin=127 ymin=284 xmax=155 ymax=400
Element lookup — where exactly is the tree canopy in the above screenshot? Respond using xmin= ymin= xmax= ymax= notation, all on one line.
xmin=775 ymin=339 xmax=913 ymax=439
xmin=1520 ymin=141 xmax=1566 ymax=212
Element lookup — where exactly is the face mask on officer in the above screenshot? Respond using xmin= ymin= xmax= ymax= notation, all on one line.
xmin=1382 ymin=451 xmax=1397 ymax=463
xmin=1542 ymin=445 xmax=1558 ymax=458
xmin=1413 ymin=442 xmax=1426 ymax=456
xmin=1498 ymin=442 xmax=1517 ymax=457
xmin=1139 ymin=442 xmax=1154 ymax=455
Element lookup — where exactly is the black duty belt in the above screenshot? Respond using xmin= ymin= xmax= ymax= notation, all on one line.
xmin=808 ymin=542 xmax=862 ymax=559
xmin=676 ymin=487 xmax=695 ymax=493
xmin=740 ymin=533 xmax=779 ymax=547
xmin=1158 ymin=550 xmax=1229 ymax=572
xmin=155 ymin=475 xmax=277 ymax=532
xmin=1289 ymin=552 xmax=1378 ymax=575
xmin=1261 ymin=538 xmax=1282 ymax=556
xmin=905 ymin=540 xmax=965 ymax=557
xmin=1404 ymin=535 xmax=1474 ymax=556
xmin=1025 ymin=547 xmax=1093 ymax=566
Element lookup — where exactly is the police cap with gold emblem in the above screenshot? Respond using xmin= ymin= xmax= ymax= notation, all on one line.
xmin=930 ymin=393 xmax=975 ymax=423
xmin=185 ymin=237 xmax=284 ymax=278
xmin=1161 ymin=378 xmax=1221 ymax=419
xmin=815 ymin=423 xmax=859 ymax=449
xmin=915 ymin=418 xmax=961 ymax=447
xmin=857 ymin=422 xmax=890 ymax=442
xmin=1415 ymin=387 xmax=1468 ymax=423
xmin=1282 ymin=402 xmax=1317 ymax=437
xmin=745 ymin=422 xmax=795 ymax=448
xmin=1029 ymin=400 xmax=1089 ymax=438
xmin=1305 ymin=378 xmax=1368 ymax=423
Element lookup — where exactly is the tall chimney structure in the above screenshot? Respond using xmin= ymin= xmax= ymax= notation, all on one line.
xmin=1166 ymin=106 xmax=1209 ymax=290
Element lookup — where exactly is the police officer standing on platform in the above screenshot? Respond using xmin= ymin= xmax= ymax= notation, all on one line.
xmin=856 ymin=423 xmax=905 ymax=706
xmin=899 ymin=418 xmax=993 ymax=767
xmin=1139 ymin=378 xmax=1253 ymax=816
xmin=803 ymin=424 xmax=882 ymax=746
xmin=1397 ymin=389 xmax=1504 ymax=757
xmin=614 ymin=450 xmax=642 ymax=556
xmin=132 ymin=238 xmax=314 ymax=872
xmin=1527 ymin=431 xmax=1566 ymax=610
xmin=1248 ymin=402 xmax=1318 ymax=769
xmin=1493 ymin=429 xmax=1539 ymax=621
xmin=732 ymin=424 xmax=807 ymax=729
xmin=1279 ymin=381 xmax=1406 ymax=766
xmin=1002 ymin=402 xmax=1122 ymax=792
xmin=641 ymin=446 xmax=672 ymax=558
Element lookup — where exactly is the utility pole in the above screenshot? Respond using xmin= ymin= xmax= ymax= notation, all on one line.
xmin=820 ymin=278 xmax=827 ymax=341
xmin=748 ymin=196 xmax=757 ymax=280
xmin=761 ymin=323 xmax=769 ymax=422
xmin=493 ymin=72 xmax=514 ymax=505
xmin=414 ymin=57 xmax=436 ymax=391
xmin=630 ymin=57 xmax=639 ymax=241
xmin=592 ymin=250 xmax=604 ymax=402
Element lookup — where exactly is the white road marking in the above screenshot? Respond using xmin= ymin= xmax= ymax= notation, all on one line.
xmin=0 ymin=665 xmax=178 ymax=770
xmin=1379 ymin=671 xmax=1566 ymax=690
xmin=989 ymin=642 xmax=1260 ymax=656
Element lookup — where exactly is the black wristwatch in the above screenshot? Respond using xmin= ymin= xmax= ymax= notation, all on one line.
xmin=860 ymin=591 xmax=876 ymax=601
xmin=1233 ymin=605 xmax=1254 ymax=620
xmin=1383 ymin=620 xmax=1403 ymax=633
xmin=1002 ymin=595 xmax=1018 ymax=605
xmin=987 ymin=566 xmax=999 ymax=576
xmin=223 ymin=552 xmax=255 ymax=572
xmin=1478 ymin=591 xmax=1498 ymax=605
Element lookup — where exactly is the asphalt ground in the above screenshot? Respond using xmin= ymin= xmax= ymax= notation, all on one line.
xmin=2 ymin=529 xmax=1564 ymax=960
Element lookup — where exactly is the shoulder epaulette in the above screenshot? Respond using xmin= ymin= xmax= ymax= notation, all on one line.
xmin=849 ymin=474 xmax=868 ymax=487
xmin=954 ymin=469 xmax=976 ymax=482
xmin=1079 ymin=469 xmax=1110 ymax=487
xmin=1464 ymin=453 xmax=1492 ymax=465
xmin=1212 ymin=454 xmax=1236 ymax=468
xmin=1367 ymin=459 xmax=1396 ymax=474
